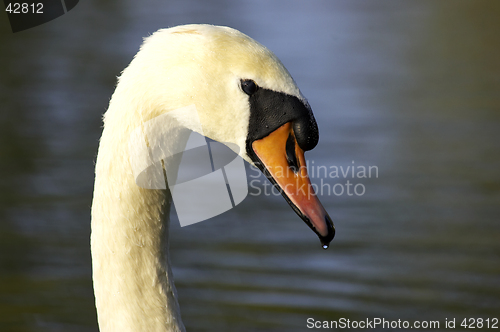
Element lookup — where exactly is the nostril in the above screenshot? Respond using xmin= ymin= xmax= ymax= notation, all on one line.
xmin=286 ymin=133 xmax=300 ymax=174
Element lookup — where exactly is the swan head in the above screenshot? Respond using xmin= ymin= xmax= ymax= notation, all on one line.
xmin=114 ymin=24 xmax=335 ymax=246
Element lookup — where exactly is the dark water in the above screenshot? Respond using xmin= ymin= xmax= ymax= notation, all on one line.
xmin=1 ymin=1 xmax=499 ymax=331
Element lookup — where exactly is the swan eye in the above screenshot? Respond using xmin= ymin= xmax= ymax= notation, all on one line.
xmin=241 ymin=79 xmax=258 ymax=95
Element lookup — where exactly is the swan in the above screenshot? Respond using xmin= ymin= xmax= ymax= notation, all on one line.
xmin=91 ymin=24 xmax=335 ymax=332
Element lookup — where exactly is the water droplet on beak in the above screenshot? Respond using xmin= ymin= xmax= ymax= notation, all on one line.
xmin=322 ymin=244 xmax=329 ymax=250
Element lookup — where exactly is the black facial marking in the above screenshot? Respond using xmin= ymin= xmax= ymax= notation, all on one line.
xmin=285 ymin=133 xmax=300 ymax=174
xmin=245 ymin=87 xmax=319 ymax=161
xmin=243 ymin=83 xmax=334 ymax=246
xmin=241 ymin=79 xmax=258 ymax=95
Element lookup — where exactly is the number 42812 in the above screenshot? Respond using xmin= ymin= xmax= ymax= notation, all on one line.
xmin=461 ymin=318 xmax=498 ymax=329
xmin=5 ymin=3 xmax=44 ymax=14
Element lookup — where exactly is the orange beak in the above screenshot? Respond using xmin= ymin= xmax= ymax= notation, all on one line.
xmin=251 ymin=122 xmax=335 ymax=247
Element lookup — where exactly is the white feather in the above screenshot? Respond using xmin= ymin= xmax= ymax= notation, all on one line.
xmin=91 ymin=24 xmax=302 ymax=331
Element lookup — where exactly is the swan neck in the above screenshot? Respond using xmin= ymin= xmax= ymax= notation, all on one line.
xmin=91 ymin=102 xmax=186 ymax=331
